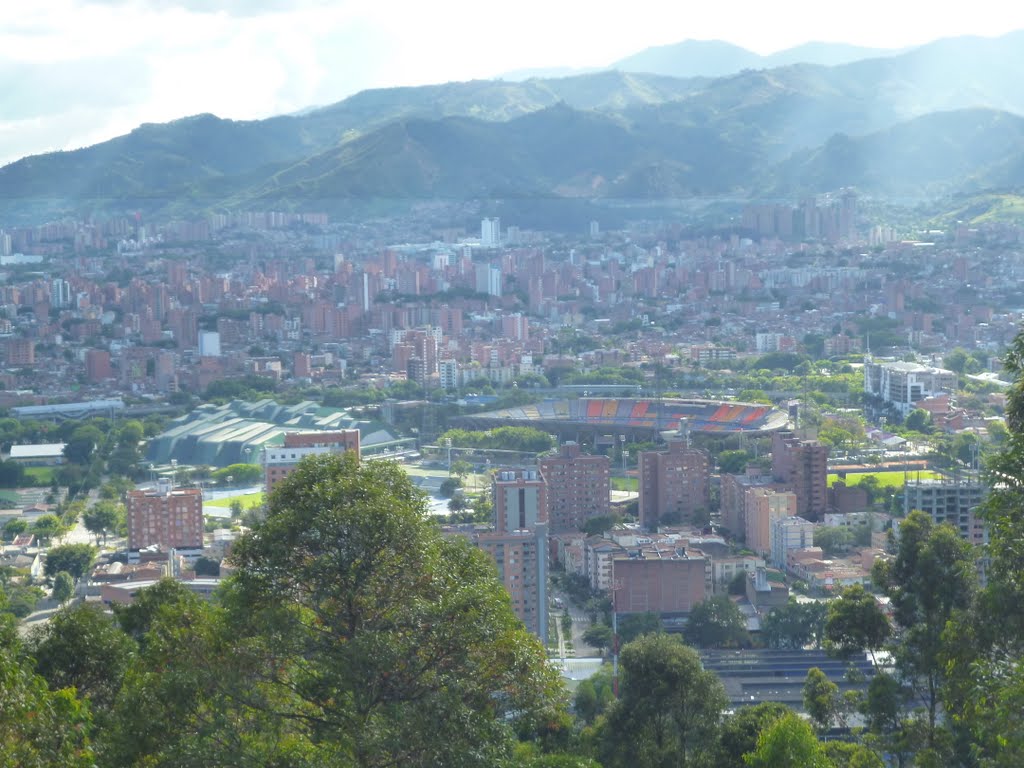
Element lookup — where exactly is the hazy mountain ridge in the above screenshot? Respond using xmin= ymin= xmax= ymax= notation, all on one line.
xmin=4 ymin=31 xmax=1024 ymax=217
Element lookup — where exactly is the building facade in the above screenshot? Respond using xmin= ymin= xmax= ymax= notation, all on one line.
xmin=474 ymin=524 xmax=548 ymax=639
xmin=638 ymin=440 xmax=710 ymax=529
xmin=126 ymin=481 xmax=203 ymax=555
xmin=744 ymin=488 xmax=798 ymax=556
xmin=539 ymin=442 xmax=610 ymax=534
xmin=771 ymin=431 xmax=828 ymax=521
xmin=863 ymin=360 xmax=957 ymax=417
xmin=904 ymin=478 xmax=988 ymax=545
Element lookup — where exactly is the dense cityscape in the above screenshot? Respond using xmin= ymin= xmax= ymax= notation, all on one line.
xmin=5 ymin=10 xmax=1024 ymax=767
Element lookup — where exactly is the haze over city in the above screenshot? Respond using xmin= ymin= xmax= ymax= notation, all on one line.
xmin=4 ymin=0 xmax=1024 ymax=165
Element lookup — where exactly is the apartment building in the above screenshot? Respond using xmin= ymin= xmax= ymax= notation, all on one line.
xmin=539 ymin=442 xmax=610 ymax=534
xmin=638 ymin=440 xmax=710 ymax=529
xmin=126 ymin=480 xmax=203 ymax=557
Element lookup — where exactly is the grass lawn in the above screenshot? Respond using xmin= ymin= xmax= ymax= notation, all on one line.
xmin=206 ymin=492 xmax=265 ymax=509
xmin=23 ymin=467 xmax=54 ymax=485
xmin=827 ymin=470 xmax=942 ymax=489
xmin=611 ymin=477 xmax=638 ymax=492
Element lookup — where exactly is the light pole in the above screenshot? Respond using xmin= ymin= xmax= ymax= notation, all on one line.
xmin=443 ymin=437 xmax=453 ymax=474
xmin=620 ymin=434 xmax=626 ymax=474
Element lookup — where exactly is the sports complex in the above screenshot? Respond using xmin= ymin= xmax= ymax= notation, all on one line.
xmin=453 ymin=397 xmax=790 ymax=442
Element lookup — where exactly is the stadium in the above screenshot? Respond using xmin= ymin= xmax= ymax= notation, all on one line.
xmin=452 ymin=398 xmax=790 ymax=442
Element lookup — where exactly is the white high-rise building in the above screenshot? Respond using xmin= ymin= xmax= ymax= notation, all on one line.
xmin=481 ymin=217 xmax=501 ymax=247
xmin=198 ymin=331 xmax=221 ymax=357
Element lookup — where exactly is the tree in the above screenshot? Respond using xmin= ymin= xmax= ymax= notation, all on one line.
xmin=743 ymin=712 xmax=832 ymax=768
xmin=904 ymin=408 xmax=933 ymax=434
xmin=0 ymin=644 xmax=95 ymax=768
xmin=83 ymin=501 xmax=123 ymax=546
xmin=192 ymin=556 xmax=220 ymax=577
xmin=824 ymin=584 xmax=890 ymax=662
xmin=873 ymin=510 xmax=976 ymax=745
xmin=211 ymin=463 xmax=263 ymax=486
xmin=718 ymin=449 xmax=752 ymax=475
xmin=803 ymin=667 xmax=840 ymax=731
xmin=63 ymin=424 xmax=103 ymax=464
xmin=583 ymin=623 xmax=613 ymax=652
xmin=617 ymin=611 xmax=663 ymax=644
xmin=684 ymin=595 xmax=749 ymax=648
xmin=581 ymin=514 xmax=622 ymax=536
xmin=719 ymin=702 xmax=789 ymax=768
xmin=30 ymin=514 xmax=64 ymax=547
xmin=223 ymin=453 xmax=565 ymax=767
xmin=51 ymin=571 xmax=74 ymax=606
xmin=3 ymin=518 xmax=26 ymax=541
xmin=761 ymin=599 xmax=826 ymax=650
xmin=601 ymin=634 xmax=727 ymax=768
xmin=26 ymin=603 xmax=135 ymax=713
xmin=814 ymin=526 xmax=853 ymax=556
xmin=44 ymin=543 xmax=97 ymax=581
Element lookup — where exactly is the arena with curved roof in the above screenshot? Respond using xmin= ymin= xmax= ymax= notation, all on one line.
xmin=453 ymin=398 xmax=790 ymax=441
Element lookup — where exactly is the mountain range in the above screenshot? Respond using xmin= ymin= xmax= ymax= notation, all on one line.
xmin=4 ymin=31 xmax=1024 ymax=223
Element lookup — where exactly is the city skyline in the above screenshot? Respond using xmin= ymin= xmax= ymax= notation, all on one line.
xmin=3 ymin=0 xmax=1024 ymax=165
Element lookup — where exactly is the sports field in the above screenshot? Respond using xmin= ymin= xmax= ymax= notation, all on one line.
xmin=205 ymin=492 xmax=265 ymax=509
xmin=827 ymin=470 xmax=941 ymax=489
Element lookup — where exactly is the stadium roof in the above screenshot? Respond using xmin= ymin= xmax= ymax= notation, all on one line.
xmin=454 ymin=398 xmax=788 ymax=438
xmin=146 ymin=399 xmax=399 ymax=468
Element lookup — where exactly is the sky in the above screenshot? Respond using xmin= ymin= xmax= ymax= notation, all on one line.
xmin=2 ymin=0 xmax=1024 ymax=166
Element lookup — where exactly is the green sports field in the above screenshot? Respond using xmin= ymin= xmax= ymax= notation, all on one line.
xmin=827 ymin=470 xmax=942 ymax=489
xmin=205 ymin=492 xmax=265 ymax=510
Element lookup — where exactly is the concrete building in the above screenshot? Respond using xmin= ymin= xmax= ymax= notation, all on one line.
xmin=492 ymin=468 xmax=547 ymax=533
xmin=198 ymin=330 xmax=221 ymax=357
xmin=84 ymin=348 xmax=112 ymax=382
xmin=770 ymin=515 xmax=814 ymax=569
xmin=772 ymin=431 xmax=828 ymax=521
xmin=539 ymin=442 xmax=610 ymax=534
xmin=126 ymin=480 xmax=203 ymax=556
xmin=474 ymin=524 xmax=547 ymax=639
xmin=863 ymin=360 xmax=957 ymax=417
xmin=612 ymin=549 xmax=710 ymax=615
xmin=264 ymin=430 xmax=361 ymax=493
xmin=903 ymin=478 xmax=988 ymax=545
xmin=476 ymin=467 xmax=550 ymax=639
xmin=721 ymin=469 xmax=785 ymax=538
xmin=744 ymin=488 xmax=798 ymax=556
xmin=638 ymin=440 xmax=710 ymax=529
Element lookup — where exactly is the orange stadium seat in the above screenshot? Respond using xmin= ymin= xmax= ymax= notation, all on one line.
xmin=587 ymin=400 xmax=603 ymax=418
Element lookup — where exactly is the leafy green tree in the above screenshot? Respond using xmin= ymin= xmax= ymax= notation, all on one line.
xmin=83 ymin=501 xmax=124 ymax=546
xmin=583 ymin=623 xmax=613 ymax=652
xmin=211 ymin=463 xmax=262 ymax=486
xmin=719 ymin=702 xmax=789 ymax=768
xmin=51 ymin=571 xmax=74 ymax=606
xmin=0 ymin=644 xmax=95 ymax=767
xmin=573 ymin=666 xmax=615 ymax=725
xmin=26 ymin=603 xmax=135 ymax=713
xmin=873 ymin=510 xmax=976 ymax=746
xmin=803 ymin=667 xmax=840 ymax=731
xmin=2 ymin=518 xmax=26 ymax=541
xmin=718 ymin=449 xmax=752 ymax=475
xmin=684 ymin=595 xmax=749 ymax=648
xmin=44 ymin=543 xmax=97 ymax=581
xmin=824 ymin=584 xmax=890 ymax=662
xmin=761 ymin=599 xmax=827 ymax=650
xmin=0 ymin=460 xmax=25 ymax=488
xmin=743 ymin=711 xmax=832 ymax=768
xmin=225 ymin=453 xmax=565 ymax=766
xmin=600 ymin=634 xmax=727 ymax=768
xmin=904 ymin=408 xmax=933 ymax=434
xmin=617 ymin=611 xmax=663 ymax=644
xmin=823 ymin=741 xmax=884 ymax=768
xmin=814 ymin=526 xmax=854 ymax=556
xmin=581 ymin=513 xmax=622 ymax=536
xmin=30 ymin=514 xmax=64 ymax=546
xmin=63 ymin=424 xmax=104 ymax=464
